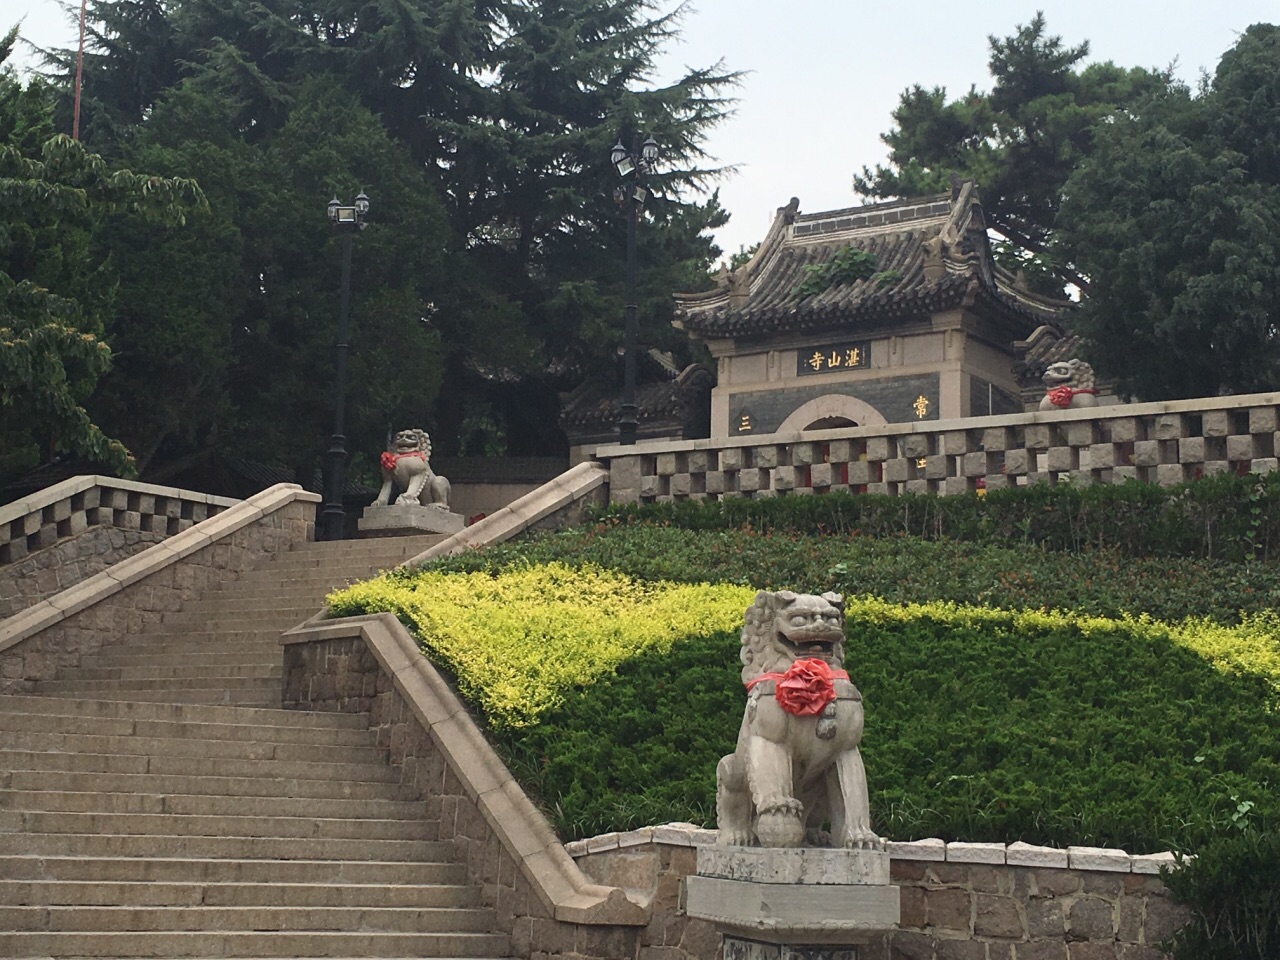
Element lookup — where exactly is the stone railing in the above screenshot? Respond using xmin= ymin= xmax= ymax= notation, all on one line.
xmin=597 ymin=392 xmax=1280 ymax=503
xmin=0 ymin=484 xmax=318 ymax=693
xmin=569 ymin=826 xmax=1188 ymax=960
xmin=0 ymin=476 xmax=236 ymax=565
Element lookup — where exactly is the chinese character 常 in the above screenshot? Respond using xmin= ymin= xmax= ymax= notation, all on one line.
xmin=913 ymin=395 xmax=930 ymax=419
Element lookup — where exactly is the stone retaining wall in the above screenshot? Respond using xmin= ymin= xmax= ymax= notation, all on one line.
xmin=569 ymin=828 xmax=1190 ymax=960
xmin=597 ymin=391 xmax=1280 ymax=503
xmin=0 ymin=477 xmax=239 ymax=618
xmin=0 ymin=484 xmax=317 ymax=693
xmin=281 ymin=615 xmax=648 ymax=960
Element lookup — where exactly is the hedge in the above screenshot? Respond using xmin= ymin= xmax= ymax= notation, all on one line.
xmin=594 ymin=471 xmax=1280 ymax=561
xmin=329 ymin=565 xmax=1280 ymax=852
xmin=430 ymin=523 xmax=1280 ymax=626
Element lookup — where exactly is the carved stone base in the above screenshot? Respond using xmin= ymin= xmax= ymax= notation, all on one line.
xmin=686 ymin=846 xmax=899 ymax=946
xmin=358 ymin=504 xmax=464 ymax=536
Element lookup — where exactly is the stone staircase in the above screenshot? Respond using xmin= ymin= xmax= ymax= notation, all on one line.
xmin=0 ymin=535 xmax=514 ymax=959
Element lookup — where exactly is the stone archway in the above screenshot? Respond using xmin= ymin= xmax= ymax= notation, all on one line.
xmin=776 ymin=394 xmax=888 ymax=434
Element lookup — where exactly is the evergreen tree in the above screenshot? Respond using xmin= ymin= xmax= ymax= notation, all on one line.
xmin=1058 ymin=24 xmax=1280 ymax=399
xmin=854 ymin=14 xmax=1166 ymax=295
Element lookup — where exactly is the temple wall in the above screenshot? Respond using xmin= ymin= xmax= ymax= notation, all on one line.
xmin=598 ymin=391 xmax=1280 ymax=503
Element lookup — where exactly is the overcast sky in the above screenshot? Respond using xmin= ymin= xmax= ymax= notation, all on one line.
xmin=7 ymin=1 xmax=1277 ymax=259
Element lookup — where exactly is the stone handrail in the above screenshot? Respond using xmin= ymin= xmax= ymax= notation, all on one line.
xmin=281 ymin=613 xmax=647 ymax=928
xmin=0 ymin=475 xmax=238 ymax=566
xmin=0 ymin=483 xmax=318 ymax=665
xmin=597 ymin=391 xmax=1280 ymax=502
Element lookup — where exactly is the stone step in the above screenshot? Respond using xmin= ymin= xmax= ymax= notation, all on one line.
xmin=0 ymin=731 xmax=384 ymax=765
xmin=101 ymin=629 xmax=287 ymax=646
xmin=0 ymin=695 xmax=369 ymax=730
xmin=1 ymin=748 xmax=401 ymax=783
xmin=0 ymin=789 xmax=423 ymax=821
xmin=160 ymin=601 xmax=318 ymax=621
xmin=0 ymin=855 xmax=464 ymax=885
xmin=10 ymin=809 xmax=435 ymax=842
xmin=51 ymin=662 xmax=281 ymax=683
xmin=0 ymin=832 xmax=456 ymax=862
xmin=0 ymin=903 xmax=497 ymax=932
xmin=0 ymin=878 xmax=479 ymax=907
xmin=0 ymin=930 xmax=510 ymax=958
xmin=0 ymin=708 xmax=375 ymax=747
xmin=156 ymin=615 xmax=313 ymax=632
xmin=35 ymin=687 xmax=281 ymax=707
xmin=33 ymin=675 xmax=282 ymax=695
xmin=75 ymin=645 xmax=282 ymax=667
xmin=3 ymin=769 xmax=414 ymax=802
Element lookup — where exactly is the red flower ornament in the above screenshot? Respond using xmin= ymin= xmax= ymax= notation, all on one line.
xmin=747 ymin=657 xmax=848 ymax=716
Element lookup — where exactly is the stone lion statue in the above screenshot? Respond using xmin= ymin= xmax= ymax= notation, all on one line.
xmin=716 ymin=590 xmax=879 ymax=849
xmin=373 ymin=428 xmax=451 ymax=508
xmin=1039 ymin=358 xmax=1099 ymax=410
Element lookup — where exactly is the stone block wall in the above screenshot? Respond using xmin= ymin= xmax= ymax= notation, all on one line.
xmin=282 ymin=627 xmax=645 ymax=960
xmin=599 ymin=392 xmax=1280 ymax=503
xmin=0 ymin=477 xmax=238 ymax=617
xmin=0 ymin=487 xmax=315 ymax=694
xmin=568 ymin=829 xmax=1191 ymax=960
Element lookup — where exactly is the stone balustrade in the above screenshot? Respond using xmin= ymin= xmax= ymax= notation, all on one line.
xmin=0 ymin=476 xmax=236 ymax=566
xmin=598 ymin=392 xmax=1280 ymax=503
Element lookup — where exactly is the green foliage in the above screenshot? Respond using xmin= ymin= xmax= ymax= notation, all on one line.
xmin=793 ymin=245 xmax=878 ymax=299
xmin=1162 ymin=826 xmax=1280 ymax=959
xmin=1059 ymin=24 xmax=1280 ymax=399
xmin=588 ymin=471 xmax=1280 ymax=562
xmin=433 ymin=521 xmax=1280 ymax=627
xmin=854 ymin=13 xmax=1168 ymax=296
xmin=0 ymin=41 xmax=205 ymax=481
xmin=62 ymin=0 xmax=738 ymax=459
xmin=397 ymin=557 xmax=1280 ymax=846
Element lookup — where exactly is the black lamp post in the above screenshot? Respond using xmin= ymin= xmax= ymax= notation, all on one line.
xmin=610 ymin=135 xmax=660 ymax=446
xmin=320 ymin=191 xmax=370 ymax=541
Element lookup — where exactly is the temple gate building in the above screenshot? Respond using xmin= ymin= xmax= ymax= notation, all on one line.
xmin=673 ymin=181 xmax=1072 ymax=438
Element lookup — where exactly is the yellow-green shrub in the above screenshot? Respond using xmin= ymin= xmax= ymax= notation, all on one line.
xmin=327 ymin=563 xmax=755 ymax=730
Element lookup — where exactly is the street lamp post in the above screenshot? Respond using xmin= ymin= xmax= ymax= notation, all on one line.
xmin=320 ymin=191 xmax=370 ymax=541
xmin=610 ymin=135 xmax=660 ymax=446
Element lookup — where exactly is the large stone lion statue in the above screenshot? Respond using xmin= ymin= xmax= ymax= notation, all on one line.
xmin=373 ymin=428 xmax=451 ymax=509
xmin=1039 ymin=358 xmax=1099 ymax=410
xmin=716 ymin=590 xmax=879 ymax=849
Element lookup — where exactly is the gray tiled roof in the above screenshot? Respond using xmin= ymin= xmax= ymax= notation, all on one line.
xmin=676 ymin=186 xmax=1069 ymax=340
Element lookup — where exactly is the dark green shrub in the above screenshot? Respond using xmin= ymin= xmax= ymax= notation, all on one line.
xmin=1163 ymin=825 xmax=1280 ymax=959
xmin=592 ymin=471 xmax=1280 ymax=561
xmin=432 ymin=523 xmax=1280 ymax=625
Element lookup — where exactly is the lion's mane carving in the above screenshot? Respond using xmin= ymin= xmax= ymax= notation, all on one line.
xmin=373 ymin=428 xmax=451 ymax=508
xmin=1039 ymin=358 xmax=1099 ymax=410
xmin=716 ymin=590 xmax=879 ymax=849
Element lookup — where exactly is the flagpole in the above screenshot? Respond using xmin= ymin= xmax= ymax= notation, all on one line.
xmin=72 ymin=0 xmax=87 ymax=139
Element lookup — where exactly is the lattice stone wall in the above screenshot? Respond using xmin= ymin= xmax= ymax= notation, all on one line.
xmin=600 ymin=393 xmax=1280 ymax=503
xmin=0 ymin=477 xmax=236 ymax=566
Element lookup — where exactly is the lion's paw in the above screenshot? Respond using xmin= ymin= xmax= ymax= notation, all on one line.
xmin=841 ymin=827 xmax=885 ymax=851
xmin=717 ymin=828 xmax=754 ymax=847
xmin=755 ymin=807 xmax=804 ymax=848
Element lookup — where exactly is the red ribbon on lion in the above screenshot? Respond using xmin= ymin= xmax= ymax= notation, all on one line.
xmin=745 ymin=657 xmax=848 ymax=716
xmin=381 ymin=450 xmax=428 ymax=471
xmin=1046 ymin=385 xmax=1099 ymax=409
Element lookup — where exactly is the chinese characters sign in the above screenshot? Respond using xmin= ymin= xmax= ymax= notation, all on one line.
xmin=796 ymin=342 xmax=871 ymax=377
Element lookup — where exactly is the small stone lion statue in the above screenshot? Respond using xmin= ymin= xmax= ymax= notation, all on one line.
xmin=716 ymin=590 xmax=880 ymax=849
xmin=373 ymin=428 xmax=451 ymax=508
xmin=1039 ymin=358 xmax=1099 ymax=411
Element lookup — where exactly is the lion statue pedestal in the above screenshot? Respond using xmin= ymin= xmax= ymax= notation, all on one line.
xmin=684 ymin=591 xmax=900 ymax=958
xmin=357 ymin=428 xmax=465 ymax=537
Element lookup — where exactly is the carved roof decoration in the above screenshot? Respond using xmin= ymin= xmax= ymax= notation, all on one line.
xmin=559 ymin=360 xmax=712 ymax=443
xmin=675 ymin=182 xmax=1071 ymax=341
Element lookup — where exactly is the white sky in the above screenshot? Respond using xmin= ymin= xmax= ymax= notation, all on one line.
xmin=7 ymin=1 xmax=1277 ymax=259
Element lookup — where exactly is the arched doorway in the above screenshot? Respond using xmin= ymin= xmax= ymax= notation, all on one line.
xmin=776 ymin=395 xmax=888 ymax=434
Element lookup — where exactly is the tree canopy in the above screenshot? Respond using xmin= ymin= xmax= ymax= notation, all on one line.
xmin=0 ymin=31 xmax=204 ymax=481
xmin=1058 ymin=24 xmax=1280 ymax=399
xmin=12 ymin=0 xmax=736 ymax=487
xmin=853 ymin=13 xmax=1168 ymax=296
